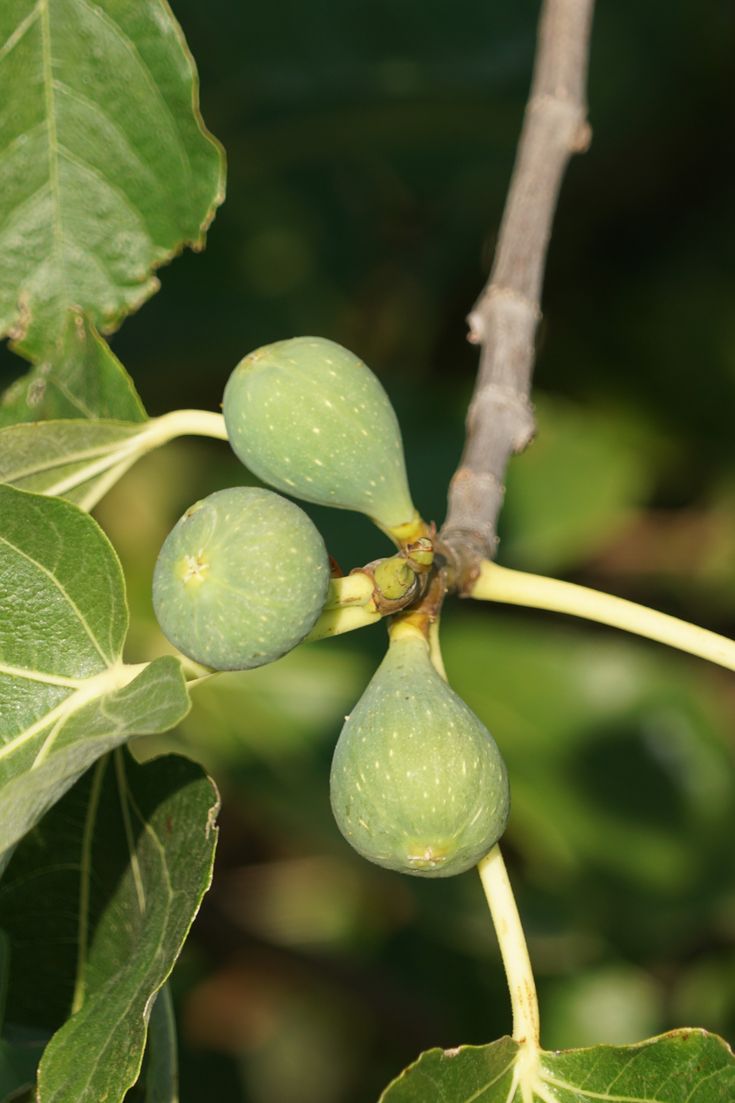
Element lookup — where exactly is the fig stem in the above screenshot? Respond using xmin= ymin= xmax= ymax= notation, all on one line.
xmin=428 ymin=619 xmax=447 ymax=680
xmin=177 ymin=655 xmax=215 ymax=683
xmin=477 ymin=845 xmax=540 ymax=1048
xmin=323 ymin=574 xmax=376 ymax=610
xmin=387 ymin=619 xmax=427 ymax=646
xmin=375 ymin=510 xmax=433 ymax=549
xmin=388 ymin=566 xmax=448 ymax=643
xmin=305 ymin=603 xmax=383 ymax=643
xmin=472 ymin=560 xmax=735 ymax=673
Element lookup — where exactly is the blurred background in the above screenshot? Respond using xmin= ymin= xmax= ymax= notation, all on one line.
xmin=3 ymin=1 xmax=735 ymax=1099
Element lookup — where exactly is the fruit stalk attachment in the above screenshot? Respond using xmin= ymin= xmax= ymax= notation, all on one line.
xmin=307 ymin=538 xmax=435 ymax=642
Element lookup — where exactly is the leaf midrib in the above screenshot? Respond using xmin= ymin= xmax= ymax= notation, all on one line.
xmin=0 ymin=661 xmax=144 ymax=765
xmin=39 ymin=0 xmax=63 ymax=264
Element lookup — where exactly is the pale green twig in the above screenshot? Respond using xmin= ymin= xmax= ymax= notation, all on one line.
xmin=478 ymin=845 xmax=540 ymax=1048
xmin=472 ymin=560 xmax=735 ymax=672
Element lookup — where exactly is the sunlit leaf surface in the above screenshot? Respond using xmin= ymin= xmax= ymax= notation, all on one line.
xmin=381 ymin=1030 xmax=735 ymax=1102
xmin=0 ymin=484 xmax=190 ymax=857
xmin=0 ymin=0 xmax=225 ymax=356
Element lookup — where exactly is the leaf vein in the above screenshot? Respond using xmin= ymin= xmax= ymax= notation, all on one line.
xmin=0 ymin=3 xmax=41 ymax=65
xmin=52 ymin=78 xmax=161 ymax=198
xmin=0 ymin=532 xmax=112 ymax=666
xmin=540 ymin=1071 xmax=669 ymax=1103
xmin=0 ymin=660 xmax=82 ymax=688
xmin=71 ymin=0 xmax=193 ymax=189
xmin=683 ymin=1065 xmax=732 ymax=1103
xmin=56 ymin=141 xmax=153 ymax=242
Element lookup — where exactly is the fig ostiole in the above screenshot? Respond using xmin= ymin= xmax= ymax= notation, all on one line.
xmin=222 ymin=336 xmax=419 ymax=535
xmin=153 ymin=486 xmax=330 ymax=670
xmin=330 ymin=632 xmax=509 ymax=877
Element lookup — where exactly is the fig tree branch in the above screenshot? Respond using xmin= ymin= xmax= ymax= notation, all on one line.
xmin=440 ymin=0 xmax=596 ymax=587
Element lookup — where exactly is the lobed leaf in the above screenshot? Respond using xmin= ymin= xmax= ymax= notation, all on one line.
xmin=0 ymin=0 xmax=225 ymax=357
xmin=380 ymin=1030 xmax=735 ymax=1102
xmin=1 ymin=751 xmax=218 ymax=1103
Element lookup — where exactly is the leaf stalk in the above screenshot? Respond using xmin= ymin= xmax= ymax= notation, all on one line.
xmin=478 ymin=845 xmax=540 ymax=1048
xmin=472 ymin=561 xmax=735 ymax=673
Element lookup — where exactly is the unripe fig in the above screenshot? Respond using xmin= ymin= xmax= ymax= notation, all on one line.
xmin=153 ymin=487 xmax=330 ymax=670
xmin=223 ymin=337 xmax=417 ymax=533
xmin=330 ymin=634 xmax=509 ymax=877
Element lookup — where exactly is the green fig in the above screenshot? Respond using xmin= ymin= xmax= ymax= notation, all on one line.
xmin=153 ymin=487 xmax=330 ymax=670
xmin=330 ymin=633 xmax=509 ymax=877
xmin=222 ymin=336 xmax=418 ymax=536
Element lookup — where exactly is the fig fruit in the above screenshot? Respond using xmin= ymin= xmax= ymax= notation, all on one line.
xmin=153 ymin=487 xmax=330 ymax=670
xmin=330 ymin=633 xmax=509 ymax=877
xmin=222 ymin=337 xmax=417 ymax=534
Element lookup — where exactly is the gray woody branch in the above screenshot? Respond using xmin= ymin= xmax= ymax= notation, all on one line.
xmin=440 ymin=0 xmax=596 ymax=588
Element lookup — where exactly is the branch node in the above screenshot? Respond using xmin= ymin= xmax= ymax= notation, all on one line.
xmin=572 ymin=120 xmax=593 ymax=152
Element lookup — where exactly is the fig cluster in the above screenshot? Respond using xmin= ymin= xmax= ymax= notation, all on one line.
xmin=152 ymin=335 xmax=509 ymax=877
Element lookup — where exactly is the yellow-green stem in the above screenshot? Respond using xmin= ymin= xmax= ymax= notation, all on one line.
xmin=376 ymin=509 xmax=432 ymax=549
xmin=323 ymin=573 xmax=375 ymax=610
xmin=177 ymin=654 xmax=215 ymax=682
xmin=428 ymin=619 xmax=447 ymax=680
xmin=306 ymin=603 xmax=382 ymax=642
xmin=386 ymin=618 xmax=426 ymax=646
xmin=478 ymin=845 xmax=540 ymax=1048
xmin=473 ymin=561 xmax=735 ymax=672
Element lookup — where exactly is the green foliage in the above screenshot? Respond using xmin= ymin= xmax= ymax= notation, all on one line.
xmin=1 ymin=750 xmax=218 ymax=1103
xmin=0 ymin=310 xmax=146 ymax=428
xmin=0 ymin=314 xmax=152 ymax=510
xmin=0 ymin=1 xmax=733 ymax=1100
xmin=0 ymin=419 xmax=153 ymax=510
xmin=223 ymin=336 xmax=416 ymax=531
xmin=0 ymin=484 xmax=190 ymax=858
xmin=0 ymin=0 xmax=224 ymax=358
xmin=153 ymin=486 xmax=331 ymax=670
xmin=380 ymin=1030 xmax=735 ymax=1102
xmin=139 ymin=986 xmax=179 ymax=1103
xmin=330 ymin=634 xmax=509 ymax=877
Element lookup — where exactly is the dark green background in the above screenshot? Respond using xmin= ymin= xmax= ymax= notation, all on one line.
xmin=3 ymin=2 xmax=735 ymax=1101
